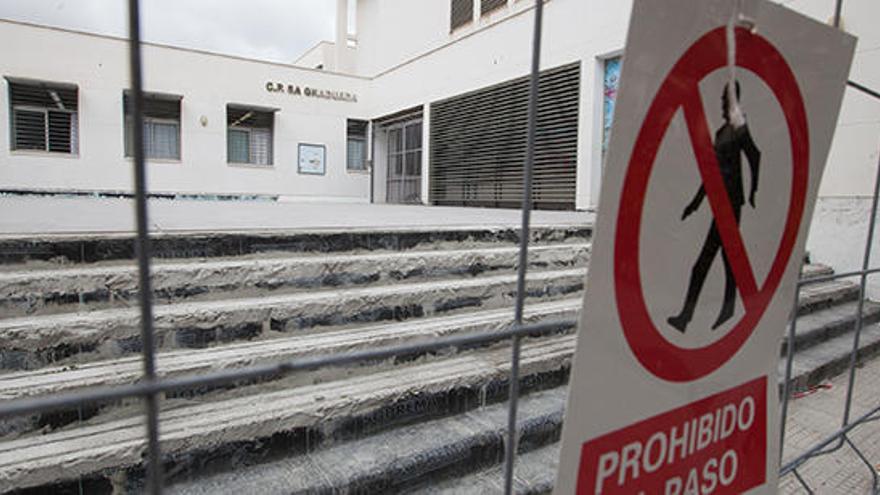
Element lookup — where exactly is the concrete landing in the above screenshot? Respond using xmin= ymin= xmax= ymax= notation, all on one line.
xmin=0 ymin=196 xmax=594 ymax=236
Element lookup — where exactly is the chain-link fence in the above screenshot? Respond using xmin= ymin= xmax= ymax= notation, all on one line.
xmin=0 ymin=1 xmax=877 ymax=494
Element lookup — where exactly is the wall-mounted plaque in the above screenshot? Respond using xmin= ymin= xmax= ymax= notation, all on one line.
xmin=298 ymin=143 xmax=326 ymax=175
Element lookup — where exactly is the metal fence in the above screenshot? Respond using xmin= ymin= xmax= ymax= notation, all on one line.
xmin=0 ymin=1 xmax=877 ymax=494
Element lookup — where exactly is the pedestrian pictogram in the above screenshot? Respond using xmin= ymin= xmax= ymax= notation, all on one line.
xmin=667 ymin=81 xmax=761 ymax=334
xmin=555 ymin=1 xmax=856 ymax=494
xmin=614 ymin=25 xmax=809 ymax=383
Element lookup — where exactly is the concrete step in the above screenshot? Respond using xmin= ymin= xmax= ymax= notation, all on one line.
xmin=164 ymin=388 xmax=565 ymax=495
xmin=416 ymin=324 xmax=880 ymax=495
xmin=0 ymin=244 xmax=590 ymax=318
xmin=4 ymin=313 xmax=879 ymax=492
xmin=0 ymin=335 xmax=576 ymax=492
xmin=780 ymin=321 xmax=880 ymax=392
xmin=413 ymin=443 xmax=560 ymax=495
xmin=0 ymin=298 xmax=581 ymax=402
xmin=0 ymin=268 xmax=586 ymax=371
xmin=796 ymin=279 xmax=861 ymax=316
xmin=801 ymin=263 xmax=834 ymax=280
xmin=0 ymin=268 xmax=848 ymax=372
xmin=783 ymin=300 xmax=880 ymax=355
xmin=0 ymin=225 xmax=592 ymax=265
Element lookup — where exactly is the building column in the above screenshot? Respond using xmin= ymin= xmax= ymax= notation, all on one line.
xmin=335 ymin=0 xmax=348 ymax=72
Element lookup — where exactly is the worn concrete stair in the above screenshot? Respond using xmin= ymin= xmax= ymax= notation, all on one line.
xmin=0 ymin=244 xmax=590 ymax=318
xmin=419 ymin=328 xmax=880 ymax=495
xmin=0 ymin=232 xmax=873 ymax=495
xmin=0 ymin=266 xmax=586 ymax=370
xmin=0 ymin=335 xmax=576 ymax=492
xmin=0 ymin=299 xmax=582 ymax=401
xmin=0 ymin=226 xmax=592 ymax=265
xmin=2 ymin=278 xmax=878 ymax=493
xmin=166 ymin=388 xmax=566 ymax=495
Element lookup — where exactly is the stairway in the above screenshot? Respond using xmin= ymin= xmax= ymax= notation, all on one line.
xmin=0 ymin=225 xmax=877 ymax=494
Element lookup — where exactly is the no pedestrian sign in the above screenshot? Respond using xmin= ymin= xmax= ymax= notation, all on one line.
xmin=555 ymin=1 xmax=855 ymax=494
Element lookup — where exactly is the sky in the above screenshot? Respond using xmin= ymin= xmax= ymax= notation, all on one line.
xmin=0 ymin=0 xmax=343 ymax=63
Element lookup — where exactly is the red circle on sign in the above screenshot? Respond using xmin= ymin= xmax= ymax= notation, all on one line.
xmin=614 ymin=27 xmax=809 ymax=382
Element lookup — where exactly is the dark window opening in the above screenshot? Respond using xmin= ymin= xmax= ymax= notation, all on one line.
xmin=124 ymin=92 xmax=182 ymax=160
xmin=481 ymin=0 xmax=506 ymax=16
xmin=227 ymin=106 xmax=274 ymax=166
xmin=347 ymin=119 xmax=368 ymax=171
xmin=8 ymin=80 xmax=78 ymax=154
xmin=451 ymin=0 xmax=473 ymax=31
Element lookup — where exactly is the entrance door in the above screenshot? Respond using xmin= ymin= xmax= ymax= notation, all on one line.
xmin=386 ymin=120 xmax=422 ymax=204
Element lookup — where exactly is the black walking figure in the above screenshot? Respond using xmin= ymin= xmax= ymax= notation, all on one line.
xmin=667 ymin=82 xmax=761 ymax=333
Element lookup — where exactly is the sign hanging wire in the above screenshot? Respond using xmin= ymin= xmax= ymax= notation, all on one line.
xmin=726 ymin=0 xmax=755 ymax=130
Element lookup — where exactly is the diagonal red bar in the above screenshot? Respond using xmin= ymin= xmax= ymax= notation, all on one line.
xmin=681 ymin=88 xmax=759 ymax=304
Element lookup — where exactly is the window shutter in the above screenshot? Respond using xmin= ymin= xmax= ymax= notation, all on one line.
xmin=12 ymin=109 xmax=46 ymax=151
xmin=430 ymin=62 xmax=580 ymax=210
xmin=450 ymin=0 xmax=473 ymax=30
xmin=480 ymin=0 xmax=506 ymax=16
xmin=8 ymin=80 xmax=78 ymax=153
xmin=47 ymin=111 xmax=73 ymax=153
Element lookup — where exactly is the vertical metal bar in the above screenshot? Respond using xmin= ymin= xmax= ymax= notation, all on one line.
xmin=779 ymin=288 xmax=800 ymax=462
xmin=832 ymin=0 xmax=843 ymax=28
xmin=843 ymin=435 xmax=880 ymax=493
xmin=127 ymin=0 xmax=164 ymax=493
xmin=503 ymin=1 xmax=543 ymax=493
xmin=793 ymin=469 xmax=815 ymax=495
xmin=841 ymin=148 xmax=880 ymax=427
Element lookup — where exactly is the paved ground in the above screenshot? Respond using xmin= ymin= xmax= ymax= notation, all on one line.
xmin=0 ymin=196 xmax=594 ymax=236
xmin=780 ymin=354 xmax=880 ymax=494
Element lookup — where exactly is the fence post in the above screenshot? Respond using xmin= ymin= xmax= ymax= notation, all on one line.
xmin=503 ymin=1 xmax=544 ymax=493
xmin=127 ymin=0 xmax=164 ymax=493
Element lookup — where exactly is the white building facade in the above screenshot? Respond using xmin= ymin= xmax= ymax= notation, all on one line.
xmin=0 ymin=0 xmax=877 ymax=214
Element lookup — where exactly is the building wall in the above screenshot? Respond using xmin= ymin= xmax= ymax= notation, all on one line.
xmin=295 ymin=41 xmax=334 ymax=70
xmin=780 ymin=0 xmax=880 ymax=297
xmin=363 ymin=0 xmax=630 ymax=209
xmin=354 ymin=0 xmax=452 ymax=77
xmin=0 ymin=20 xmax=371 ymax=202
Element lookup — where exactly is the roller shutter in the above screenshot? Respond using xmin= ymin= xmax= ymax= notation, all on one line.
xmin=429 ymin=62 xmax=580 ymax=210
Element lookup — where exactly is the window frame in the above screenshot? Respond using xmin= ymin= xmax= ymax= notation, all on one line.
xmin=8 ymin=80 xmax=79 ymax=156
xmin=450 ymin=0 xmax=474 ymax=32
xmin=226 ymin=105 xmax=275 ymax=167
xmin=346 ymin=119 xmax=369 ymax=172
xmin=123 ymin=92 xmax=182 ymax=162
xmin=480 ymin=0 xmax=507 ymax=17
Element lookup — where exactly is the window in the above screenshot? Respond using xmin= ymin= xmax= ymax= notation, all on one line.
xmin=602 ymin=56 xmax=622 ymax=161
xmin=124 ymin=92 xmax=181 ymax=160
xmin=481 ymin=0 xmax=506 ymax=16
xmin=346 ymin=119 xmax=368 ymax=171
xmin=227 ymin=106 xmax=274 ymax=165
xmin=450 ymin=0 xmax=473 ymax=31
xmin=8 ymin=79 xmax=78 ymax=154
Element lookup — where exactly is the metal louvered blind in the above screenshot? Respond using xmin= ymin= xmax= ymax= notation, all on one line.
xmin=481 ymin=0 xmax=506 ymax=16
xmin=430 ymin=62 xmax=580 ymax=210
xmin=450 ymin=0 xmax=473 ymax=31
xmin=9 ymin=81 xmax=78 ymax=154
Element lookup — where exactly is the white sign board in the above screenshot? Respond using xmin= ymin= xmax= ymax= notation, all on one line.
xmin=555 ymin=1 xmax=855 ymax=493
xmin=298 ymin=143 xmax=327 ymax=175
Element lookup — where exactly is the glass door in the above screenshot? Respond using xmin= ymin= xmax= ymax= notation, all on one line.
xmin=386 ymin=120 xmax=422 ymax=204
